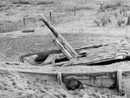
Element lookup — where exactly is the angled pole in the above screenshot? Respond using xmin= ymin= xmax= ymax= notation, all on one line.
xmin=39 ymin=14 xmax=78 ymax=59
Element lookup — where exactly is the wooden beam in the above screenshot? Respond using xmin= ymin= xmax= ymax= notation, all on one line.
xmin=57 ymin=73 xmax=62 ymax=85
xmin=53 ymin=38 xmax=72 ymax=59
xmin=49 ymin=11 xmax=52 ymax=21
xmin=22 ymin=28 xmax=34 ymax=33
xmin=116 ymin=70 xmax=123 ymax=95
xmin=39 ymin=14 xmax=78 ymax=59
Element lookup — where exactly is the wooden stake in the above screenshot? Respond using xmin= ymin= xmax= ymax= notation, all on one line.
xmin=49 ymin=11 xmax=52 ymax=21
xmin=57 ymin=72 xmax=62 ymax=85
xmin=74 ymin=7 xmax=76 ymax=16
xmin=116 ymin=70 xmax=122 ymax=96
xmin=23 ymin=17 xmax=26 ymax=26
xmin=101 ymin=75 xmax=103 ymax=87
xmin=53 ymin=38 xmax=72 ymax=59
xmin=100 ymin=4 xmax=103 ymax=10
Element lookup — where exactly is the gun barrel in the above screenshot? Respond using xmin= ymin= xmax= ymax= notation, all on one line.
xmin=39 ymin=14 xmax=78 ymax=59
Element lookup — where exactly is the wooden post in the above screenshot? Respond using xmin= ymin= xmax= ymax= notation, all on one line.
xmin=23 ymin=17 xmax=26 ymax=26
xmin=57 ymin=72 xmax=62 ymax=85
xmin=49 ymin=11 xmax=52 ymax=21
xmin=100 ymin=4 xmax=103 ymax=10
xmin=101 ymin=75 xmax=103 ymax=87
xmin=74 ymin=7 xmax=76 ymax=16
xmin=53 ymin=38 xmax=72 ymax=59
xmin=58 ymin=34 xmax=78 ymax=58
xmin=116 ymin=70 xmax=123 ymax=96
xmin=39 ymin=14 xmax=78 ymax=59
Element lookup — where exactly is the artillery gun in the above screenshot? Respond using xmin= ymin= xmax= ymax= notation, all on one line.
xmin=21 ymin=14 xmax=130 ymax=67
xmin=1 ymin=14 xmax=130 ymax=96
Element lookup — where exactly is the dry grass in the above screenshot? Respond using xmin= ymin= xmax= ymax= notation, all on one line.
xmin=94 ymin=11 xmax=111 ymax=27
xmin=0 ymin=20 xmax=24 ymax=33
xmin=0 ymin=17 xmax=40 ymax=33
xmin=95 ymin=0 xmax=130 ymax=27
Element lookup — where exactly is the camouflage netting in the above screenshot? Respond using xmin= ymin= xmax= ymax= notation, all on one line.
xmin=0 ymin=70 xmax=124 ymax=98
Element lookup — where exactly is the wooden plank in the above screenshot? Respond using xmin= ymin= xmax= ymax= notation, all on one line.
xmin=57 ymin=73 xmax=62 ymax=85
xmin=57 ymin=34 xmax=78 ymax=58
xmin=1 ymin=63 xmax=130 ymax=91
xmin=116 ymin=70 xmax=123 ymax=95
xmin=22 ymin=28 xmax=35 ymax=33
xmin=43 ymin=53 xmax=58 ymax=64
xmin=53 ymin=38 xmax=72 ymax=59
xmin=75 ymin=41 xmax=119 ymax=51
xmin=1 ymin=62 xmax=130 ymax=74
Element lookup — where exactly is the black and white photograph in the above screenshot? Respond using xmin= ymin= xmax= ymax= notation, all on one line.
xmin=0 ymin=0 xmax=130 ymax=97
